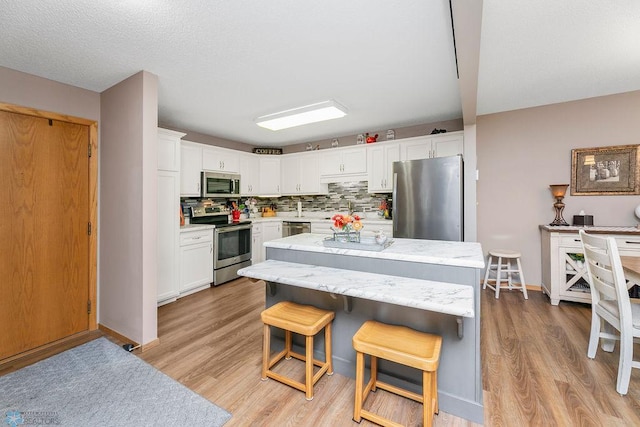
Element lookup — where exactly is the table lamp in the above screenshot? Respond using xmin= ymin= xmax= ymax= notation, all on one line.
xmin=549 ymin=184 xmax=569 ymax=226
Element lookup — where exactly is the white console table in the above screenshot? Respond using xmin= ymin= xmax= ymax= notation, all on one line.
xmin=540 ymin=225 xmax=640 ymax=305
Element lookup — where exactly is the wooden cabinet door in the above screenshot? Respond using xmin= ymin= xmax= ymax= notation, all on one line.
xmin=0 ymin=110 xmax=91 ymax=360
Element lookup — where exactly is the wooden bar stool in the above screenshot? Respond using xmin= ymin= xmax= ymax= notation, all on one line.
xmin=261 ymin=301 xmax=335 ymax=400
xmin=482 ymin=249 xmax=528 ymax=299
xmin=352 ymin=320 xmax=442 ymax=427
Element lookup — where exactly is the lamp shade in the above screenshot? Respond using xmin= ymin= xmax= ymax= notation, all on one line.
xmin=583 ymin=155 xmax=596 ymax=166
xmin=549 ymin=184 xmax=569 ymax=198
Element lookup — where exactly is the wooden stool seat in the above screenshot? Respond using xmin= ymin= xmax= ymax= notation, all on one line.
xmin=482 ymin=249 xmax=528 ymax=299
xmin=261 ymin=301 xmax=335 ymax=401
xmin=353 ymin=320 xmax=442 ymax=427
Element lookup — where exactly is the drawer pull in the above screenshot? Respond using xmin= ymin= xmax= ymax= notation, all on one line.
xmin=625 ymin=241 xmax=640 ymax=244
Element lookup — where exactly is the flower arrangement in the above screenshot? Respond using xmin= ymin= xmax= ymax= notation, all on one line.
xmin=331 ymin=214 xmax=363 ymax=232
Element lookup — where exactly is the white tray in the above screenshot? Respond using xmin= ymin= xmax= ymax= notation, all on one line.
xmin=322 ymin=236 xmax=393 ymax=252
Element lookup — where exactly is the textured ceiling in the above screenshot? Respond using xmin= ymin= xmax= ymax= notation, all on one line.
xmin=478 ymin=0 xmax=640 ymax=115
xmin=1 ymin=1 xmax=639 ymax=146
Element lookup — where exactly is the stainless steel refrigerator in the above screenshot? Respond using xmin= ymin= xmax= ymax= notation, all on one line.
xmin=392 ymin=155 xmax=463 ymax=241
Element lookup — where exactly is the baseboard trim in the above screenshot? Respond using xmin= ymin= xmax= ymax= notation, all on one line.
xmin=141 ymin=338 xmax=160 ymax=352
xmin=98 ymin=324 xmax=160 ymax=353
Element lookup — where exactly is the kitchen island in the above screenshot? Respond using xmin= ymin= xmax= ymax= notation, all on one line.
xmin=238 ymin=233 xmax=484 ymax=423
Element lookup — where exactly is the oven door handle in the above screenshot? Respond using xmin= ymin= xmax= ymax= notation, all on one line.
xmin=215 ymin=224 xmax=253 ymax=234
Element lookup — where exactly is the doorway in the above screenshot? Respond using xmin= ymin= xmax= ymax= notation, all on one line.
xmin=0 ymin=103 xmax=97 ymax=361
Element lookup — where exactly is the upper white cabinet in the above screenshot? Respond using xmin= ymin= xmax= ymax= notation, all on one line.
xmin=281 ymin=151 xmax=328 ymax=195
xmin=202 ymin=146 xmax=239 ymax=173
xmin=367 ymin=142 xmax=401 ymax=193
xmin=180 ymin=141 xmax=202 ymax=197
xmin=401 ymin=132 xmax=463 ymax=161
xmin=158 ymin=128 xmax=185 ymax=172
xmin=239 ymin=152 xmax=260 ymax=196
xmin=319 ymin=145 xmax=367 ymax=182
xmin=258 ymin=156 xmax=281 ymax=195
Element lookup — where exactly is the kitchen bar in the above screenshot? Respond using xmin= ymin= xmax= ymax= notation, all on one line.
xmin=238 ymin=233 xmax=485 ymax=424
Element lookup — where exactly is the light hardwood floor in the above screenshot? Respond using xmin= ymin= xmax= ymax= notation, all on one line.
xmin=2 ymin=278 xmax=639 ymax=426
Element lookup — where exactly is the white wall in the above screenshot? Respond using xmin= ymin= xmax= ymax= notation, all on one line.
xmin=99 ymin=71 xmax=158 ymax=345
xmin=477 ymin=90 xmax=640 ymax=285
xmin=0 ymin=66 xmax=100 ymax=120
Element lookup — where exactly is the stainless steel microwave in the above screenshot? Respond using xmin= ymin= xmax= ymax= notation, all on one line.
xmin=201 ymin=171 xmax=240 ymax=198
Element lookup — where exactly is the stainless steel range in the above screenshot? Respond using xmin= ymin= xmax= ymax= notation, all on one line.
xmin=190 ymin=206 xmax=252 ymax=286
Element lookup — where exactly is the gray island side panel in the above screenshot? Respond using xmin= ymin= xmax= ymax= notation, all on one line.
xmin=264 ymin=245 xmax=483 ymax=424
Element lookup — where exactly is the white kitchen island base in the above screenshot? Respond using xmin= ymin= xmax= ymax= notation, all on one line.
xmin=239 ymin=234 xmax=484 ymax=424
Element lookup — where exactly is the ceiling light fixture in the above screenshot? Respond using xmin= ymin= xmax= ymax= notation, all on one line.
xmin=255 ymin=100 xmax=347 ymax=131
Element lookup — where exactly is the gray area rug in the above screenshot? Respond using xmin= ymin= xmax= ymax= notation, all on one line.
xmin=0 ymin=338 xmax=231 ymax=426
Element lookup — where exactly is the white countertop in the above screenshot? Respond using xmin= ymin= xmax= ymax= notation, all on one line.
xmin=539 ymin=224 xmax=640 ymax=235
xmin=265 ymin=233 xmax=485 ymax=269
xmin=249 ymin=215 xmax=392 ymax=226
xmin=238 ymin=259 xmax=474 ymax=317
xmin=180 ymin=224 xmax=215 ymax=231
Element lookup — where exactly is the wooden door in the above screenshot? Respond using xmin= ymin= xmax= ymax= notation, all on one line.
xmin=0 ymin=109 xmax=92 ymax=360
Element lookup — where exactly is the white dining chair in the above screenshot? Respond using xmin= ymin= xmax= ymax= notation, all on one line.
xmin=580 ymin=230 xmax=640 ymax=395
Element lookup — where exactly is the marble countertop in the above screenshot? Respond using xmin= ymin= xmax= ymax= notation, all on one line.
xmin=180 ymin=224 xmax=215 ymax=231
xmin=265 ymin=233 xmax=485 ymax=269
xmin=539 ymin=224 xmax=640 ymax=235
xmin=238 ymin=259 xmax=474 ymax=317
xmin=250 ymin=215 xmax=392 ymax=225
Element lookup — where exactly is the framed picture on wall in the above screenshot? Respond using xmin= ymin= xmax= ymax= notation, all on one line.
xmin=571 ymin=144 xmax=640 ymax=195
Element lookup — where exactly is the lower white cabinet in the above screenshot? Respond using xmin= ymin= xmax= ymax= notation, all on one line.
xmin=179 ymin=228 xmax=213 ymax=295
xmin=540 ymin=226 xmax=640 ymax=305
xmin=252 ymin=223 xmax=263 ymax=264
xmin=261 ymin=221 xmax=282 ymax=261
xmin=157 ymin=171 xmax=181 ymax=305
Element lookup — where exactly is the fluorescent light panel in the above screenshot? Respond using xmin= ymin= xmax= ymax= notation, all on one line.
xmin=255 ymin=100 xmax=347 ymax=131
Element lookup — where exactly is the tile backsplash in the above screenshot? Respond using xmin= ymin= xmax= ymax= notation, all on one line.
xmin=182 ymin=181 xmax=391 ymax=217
xmin=257 ymin=181 xmax=390 ymax=213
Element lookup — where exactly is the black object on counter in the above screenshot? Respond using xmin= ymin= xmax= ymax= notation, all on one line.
xmin=572 ymin=215 xmax=594 ymax=226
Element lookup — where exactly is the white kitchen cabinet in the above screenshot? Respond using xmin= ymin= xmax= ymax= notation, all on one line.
xmin=401 ymin=131 xmax=463 ymax=161
xmin=367 ymin=141 xmax=401 ymax=193
xmin=239 ymin=152 xmax=260 ymax=196
xmin=319 ymin=146 xmax=367 ymax=182
xmin=157 ymin=128 xmax=184 ymax=172
xmin=261 ymin=221 xmax=282 ymax=261
xmin=281 ymin=151 xmax=327 ymax=195
xmin=540 ymin=226 xmax=640 ymax=305
xmin=157 ymin=128 xmax=185 ymax=306
xmin=252 ymin=223 xmax=263 ymax=264
xmin=180 ymin=141 xmax=202 ymax=196
xmin=179 ymin=228 xmax=213 ymax=295
xmin=258 ymin=156 xmax=281 ymax=195
xmin=202 ymin=146 xmax=239 ymax=173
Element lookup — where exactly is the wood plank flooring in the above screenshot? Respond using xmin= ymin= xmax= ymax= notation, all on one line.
xmin=3 ymin=278 xmax=639 ymax=425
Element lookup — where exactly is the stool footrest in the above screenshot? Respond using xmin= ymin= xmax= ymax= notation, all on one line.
xmin=375 ymin=380 xmax=423 ymax=403
xmin=360 ymin=409 xmax=404 ymax=427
